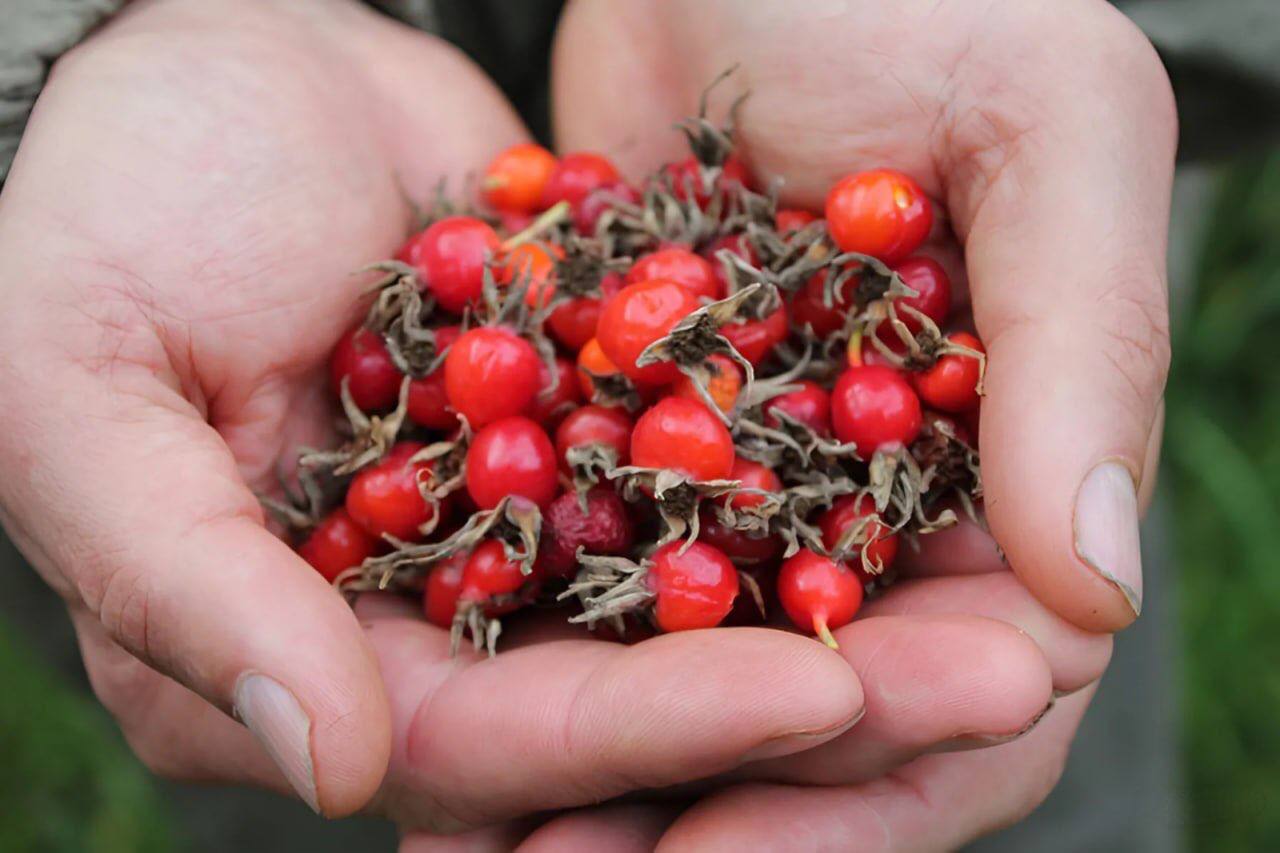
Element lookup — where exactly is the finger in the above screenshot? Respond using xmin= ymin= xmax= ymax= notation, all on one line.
xmin=739 ymin=614 xmax=1053 ymax=786
xmin=518 ymin=804 xmax=682 ymax=853
xmin=658 ymin=686 xmax=1095 ymax=852
xmin=861 ymin=573 xmax=1113 ymax=695
xmin=358 ymin=614 xmax=863 ymax=831
xmin=895 ymin=515 xmax=1006 ymax=577
xmin=399 ymin=822 xmax=535 ymax=853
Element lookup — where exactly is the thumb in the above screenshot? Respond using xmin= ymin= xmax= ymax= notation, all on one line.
xmin=0 ymin=363 xmax=390 ymax=816
xmin=951 ymin=14 xmax=1176 ymax=631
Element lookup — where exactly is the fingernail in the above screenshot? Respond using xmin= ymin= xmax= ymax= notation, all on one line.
xmin=1074 ymin=460 xmax=1143 ymax=617
xmin=935 ymin=697 xmax=1055 ymax=752
xmin=740 ymin=707 xmax=865 ymax=763
xmin=234 ymin=674 xmax=319 ymax=813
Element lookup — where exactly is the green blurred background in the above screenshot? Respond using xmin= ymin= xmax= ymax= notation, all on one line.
xmin=2 ymin=153 xmax=1278 ymax=852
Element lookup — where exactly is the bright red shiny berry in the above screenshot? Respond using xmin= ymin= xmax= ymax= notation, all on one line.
xmin=541 ymin=152 xmax=621 ymax=209
xmin=777 ymin=548 xmax=864 ymax=647
xmin=597 ymin=279 xmax=700 ymax=386
xmin=722 ymin=457 xmax=782 ymax=511
xmin=528 ymin=356 xmax=582 ymax=429
xmin=482 ymin=143 xmax=558 ymax=214
xmin=330 ymin=327 xmax=403 ymax=412
xmin=631 ymin=396 xmax=734 ymax=481
xmin=825 ymin=169 xmax=932 ymax=264
xmin=721 ymin=301 xmax=788 ymax=365
xmin=406 ymin=326 xmax=461 ymax=430
xmin=626 ymin=247 xmax=721 ymax=301
xmin=345 ymin=442 xmax=441 ymax=541
xmin=831 ymin=365 xmax=922 ymax=454
xmin=890 ymin=256 xmax=952 ymax=332
xmin=817 ymin=494 xmax=898 ymax=576
xmin=574 ymin=181 xmax=641 ymax=235
xmin=298 ymin=508 xmax=381 ymax=583
xmin=400 ymin=216 xmax=501 ymax=314
xmin=466 ymin=416 xmax=558 ymax=509
xmin=547 ymin=272 xmax=622 ymax=352
xmin=423 ymin=552 xmax=468 ymax=628
xmin=913 ymin=332 xmax=984 ymax=413
xmin=445 ymin=327 xmax=541 ymax=428
xmin=764 ymin=380 xmax=832 ymax=435
xmin=665 ymin=154 xmax=751 ymax=207
xmin=554 ymin=404 xmax=632 ymax=471
xmin=775 ymin=208 xmax=817 ymax=234
xmin=647 ymin=541 xmax=740 ymax=632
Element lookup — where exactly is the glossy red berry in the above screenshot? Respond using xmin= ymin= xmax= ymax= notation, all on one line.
xmin=500 ymin=241 xmax=564 ymax=309
xmin=538 ymin=488 xmax=635 ymax=578
xmin=831 ymin=365 xmax=922 ymax=454
xmin=764 ymin=380 xmax=832 ymax=435
xmin=482 ymin=143 xmax=558 ymax=214
xmin=330 ymin=327 xmax=403 ymax=412
xmin=400 ymin=216 xmax=502 ymax=314
xmin=697 ymin=511 xmax=782 ymax=568
xmin=423 ymin=552 xmax=468 ymax=628
xmin=466 ymin=416 xmax=558 ymax=509
xmin=721 ymin=301 xmax=788 ymax=365
xmin=817 ymin=494 xmax=898 ymax=576
xmin=406 ymin=325 xmax=462 ymax=430
xmin=345 ymin=442 xmax=441 ymax=541
xmin=547 ymin=272 xmax=622 ymax=352
xmin=722 ymin=457 xmax=782 ymax=511
xmin=528 ymin=355 xmax=582 ymax=429
xmin=554 ymin=404 xmax=632 ymax=471
xmin=671 ymin=353 xmax=741 ymax=413
xmin=647 ymin=541 xmax=740 ymax=632
xmin=791 ymin=268 xmax=856 ymax=338
xmin=298 ymin=508 xmax=382 ymax=582
xmin=574 ymin=181 xmax=641 ymax=234
xmin=597 ymin=279 xmax=700 ymax=386
xmin=631 ymin=396 xmax=734 ymax=481
xmin=626 ymin=247 xmax=721 ymax=301
xmin=825 ymin=169 xmax=932 ymax=264
xmin=913 ymin=332 xmax=984 ymax=412
xmin=541 ymin=152 xmax=621 ymax=209
xmin=775 ymin=208 xmax=817 ymax=233
xmin=576 ymin=337 xmax=624 ymax=401
xmin=445 ymin=327 xmax=541 ymax=428
xmin=461 ymin=539 xmax=532 ymax=603
xmin=665 ymin=154 xmax=751 ymax=207
xmin=890 ymin=256 xmax=952 ymax=333
xmin=777 ymin=549 xmax=864 ymax=648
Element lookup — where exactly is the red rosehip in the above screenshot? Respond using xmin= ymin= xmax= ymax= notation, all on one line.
xmin=554 ymin=404 xmax=632 ymax=472
xmin=664 ymin=154 xmax=751 ymax=207
xmin=330 ymin=327 xmax=403 ymax=412
xmin=913 ymin=332 xmax=985 ymax=413
xmin=445 ymin=327 xmax=541 ymax=428
xmin=647 ymin=541 xmax=740 ymax=631
xmin=547 ymin=272 xmax=623 ymax=352
xmin=671 ymin=354 xmax=742 ymax=414
xmin=889 ymin=256 xmax=952 ymax=333
xmin=406 ymin=325 xmax=462 ymax=430
xmin=697 ymin=510 xmax=782 ymax=568
xmin=345 ymin=442 xmax=441 ymax=541
xmin=298 ymin=508 xmax=381 ymax=583
xmin=825 ymin=169 xmax=932 ymax=264
xmin=541 ymin=152 xmax=621 ymax=209
xmin=482 ymin=143 xmax=558 ymax=214
xmin=778 ymin=548 xmax=864 ymax=648
xmin=423 ymin=552 xmax=468 ymax=628
xmin=574 ymin=181 xmax=641 ymax=235
xmin=764 ymin=380 xmax=832 ymax=435
xmin=538 ymin=488 xmax=635 ymax=578
xmin=775 ymin=208 xmax=817 ymax=233
xmin=721 ymin=301 xmax=788 ymax=365
xmin=400 ymin=216 xmax=501 ymax=314
xmin=831 ymin=365 xmax=922 ymax=454
xmin=631 ymin=396 xmax=734 ymax=481
xmin=466 ymin=416 xmax=558 ymax=509
xmin=722 ymin=457 xmax=782 ymax=511
xmin=527 ymin=355 xmax=582 ymax=429
xmin=817 ymin=494 xmax=898 ymax=576
xmin=627 ymin=247 xmax=722 ymax=301
xmin=597 ymin=279 xmax=700 ymax=386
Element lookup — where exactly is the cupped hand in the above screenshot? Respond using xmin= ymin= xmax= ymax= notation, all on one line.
xmin=0 ymin=0 xmax=865 ymax=828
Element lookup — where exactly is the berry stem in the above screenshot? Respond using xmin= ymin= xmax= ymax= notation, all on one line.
xmin=814 ymin=614 xmax=840 ymax=650
xmin=502 ymin=201 xmax=571 ymax=251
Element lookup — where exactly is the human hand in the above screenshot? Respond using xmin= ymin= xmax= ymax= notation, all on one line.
xmin=0 ymin=0 xmax=868 ymax=829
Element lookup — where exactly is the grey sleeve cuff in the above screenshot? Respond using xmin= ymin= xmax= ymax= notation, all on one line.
xmin=0 ymin=0 xmax=126 ymax=182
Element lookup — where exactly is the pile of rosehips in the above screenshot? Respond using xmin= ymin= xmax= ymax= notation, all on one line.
xmin=270 ymin=90 xmax=985 ymax=655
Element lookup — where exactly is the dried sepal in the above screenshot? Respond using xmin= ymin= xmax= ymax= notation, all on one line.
xmin=561 ymin=551 xmax=655 ymax=629
xmin=610 ymin=466 xmax=740 ymax=547
xmin=564 ymin=443 xmax=621 ymax=502
xmin=295 ymin=376 xmax=410 ymax=479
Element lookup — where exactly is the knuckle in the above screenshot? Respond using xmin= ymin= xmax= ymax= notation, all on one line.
xmin=1092 ymin=267 xmax=1172 ymax=411
xmin=83 ymin=556 xmax=157 ymax=666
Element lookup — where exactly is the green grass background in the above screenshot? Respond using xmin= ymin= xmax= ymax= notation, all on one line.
xmin=2 ymin=154 xmax=1279 ymax=851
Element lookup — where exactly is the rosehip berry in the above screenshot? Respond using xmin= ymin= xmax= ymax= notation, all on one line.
xmin=423 ymin=552 xmax=468 ymax=628
xmin=482 ymin=143 xmax=558 ymax=214
xmin=825 ymin=169 xmax=932 ymax=264
xmin=527 ymin=356 xmax=582 ymax=429
xmin=775 ymin=208 xmax=817 ymax=234
xmin=466 ymin=416 xmax=558 ymax=509
xmin=721 ymin=301 xmax=788 ymax=365
xmin=346 ymin=442 xmax=441 ymax=541
xmin=817 ymin=494 xmax=898 ymax=576
xmin=547 ymin=272 xmax=622 ymax=352
xmin=764 ymin=380 xmax=832 ymax=435
xmin=400 ymin=216 xmax=501 ymax=314
xmin=574 ymin=181 xmax=641 ymax=235
xmin=631 ymin=396 xmax=734 ymax=481
xmin=298 ymin=508 xmax=381 ymax=582
xmin=406 ymin=325 xmax=462 ymax=430
xmin=500 ymin=241 xmax=564 ymax=308
xmin=445 ymin=327 xmax=541 ymax=428
xmin=697 ymin=510 xmax=782 ymax=568
xmin=665 ymin=154 xmax=751 ymax=207
xmin=791 ymin=268 xmax=856 ymax=338
xmin=554 ymin=405 xmax=632 ymax=471
xmin=913 ymin=332 xmax=985 ymax=413
xmin=722 ymin=457 xmax=782 ymax=511
xmin=330 ymin=327 xmax=403 ymax=411
xmin=597 ymin=279 xmax=700 ymax=385
xmin=647 ymin=541 xmax=740 ymax=631
xmin=626 ymin=247 xmax=722 ymax=301
xmin=671 ymin=354 xmax=742 ymax=414
xmin=889 ymin=256 xmax=952 ymax=333
xmin=461 ymin=539 xmax=532 ymax=604
xmin=541 ymin=152 xmax=621 ymax=209
xmin=848 ymin=333 xmax=905 ymax=369
xmin=777 ymin=548 xmax=864 ymax=648
xmin=538 ymin=488 xmax=635 ymax=578
xmin=831 ymin=365 xmax=922 ymax=453
xmin=576 ymin=337 xmax=624 ymax=401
